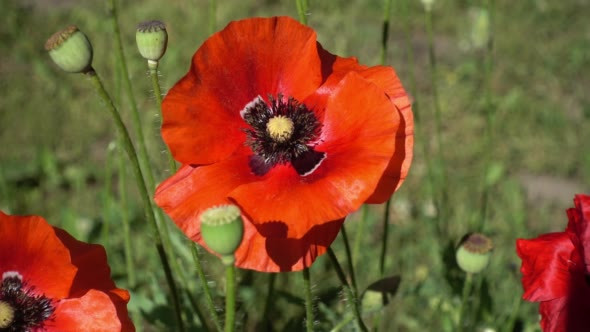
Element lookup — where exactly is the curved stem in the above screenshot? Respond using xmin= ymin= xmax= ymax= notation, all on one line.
xmin=457 ymin=273 xmax=473 ymax=332
xmin=327 ymin=248 xmax=368 ymax=332
xmin=340 ymin=226 xmax=359 ymax=297
xmin=191 ymin=243 xmax=223 ymax=332
xmin=86 ymin=69 xmax=185 ymax=332
xmin=224 ymin=264 xmax=236 ymax=332
xmin=302 ymin=268 xmax=314 ymax=332
xmin=352 ymin=205 xmax=368 ymax=268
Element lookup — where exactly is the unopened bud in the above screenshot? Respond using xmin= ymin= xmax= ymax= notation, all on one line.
xmin=45 ymin=25 xmax=93 ymax=73
xmin=136 ymin=20 xmax=168 ymax=62
xmin=456 ymin=233 xmax=493 ymax=274
xmin=200 ymin=205 xmax=244 ymax=264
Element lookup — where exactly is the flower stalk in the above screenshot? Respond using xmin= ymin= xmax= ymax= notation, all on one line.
xmin=224 ymin=264 xmax=236 ymax=332
xmin=191 ymin=243 xmax=223 ymax=332
xmin=302 ymin=268 xmax=314 ymax=332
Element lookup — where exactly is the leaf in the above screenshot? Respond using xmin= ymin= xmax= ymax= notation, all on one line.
xmin=360 ymin=275 xmax=401 ymax=313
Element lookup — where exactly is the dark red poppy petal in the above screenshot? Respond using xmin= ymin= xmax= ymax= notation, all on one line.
xmin=516 ymin=233 xmax=580 ymax=302
xmin=0 ymin=212 xmax=76 ymax=299
xmin=162 ymin=16 xmax=323 ymax=165
xmin=317 ymin=46 xmax=413 ymax=203
xmin=230 ymin=72 xmax=397 ymax=238
xmin=154 ymin=149 xmax=257 ymax=240
xmin=566 ymin=194 xmax=590 ymax=273
xmin=48 ymin=289 xmax=132 ymax=332
xmin=538 ymin=278 xmax=590 ymax=332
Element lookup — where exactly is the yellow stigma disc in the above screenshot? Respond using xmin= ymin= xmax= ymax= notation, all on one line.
xmin=266 ymin=115 xmax=294 ymax=142
xmin=0 ymin=301 xmax=15 ymax=328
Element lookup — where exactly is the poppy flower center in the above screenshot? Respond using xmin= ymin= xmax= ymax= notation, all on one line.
xmin=242 ymin=95 xmax=325 ymax=176
xmin=0 ymin=271 xmax=54 ymax=331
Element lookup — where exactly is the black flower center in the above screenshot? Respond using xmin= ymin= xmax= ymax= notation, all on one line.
xmin=242 ymin=95 xmax=325 ymax=176
xmin=0 ymin=272 xmax=54 ymax=331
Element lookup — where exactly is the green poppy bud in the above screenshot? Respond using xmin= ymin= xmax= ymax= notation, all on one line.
xmin=136 ymin=20 xmax=168 ymax=62
xmin=200 ymin=204 xmax=244 ymax=264
xmin=455 ymin=233 xmax=493 ymax=274
xmin=45 ymin=25 xmax=93 ymax=73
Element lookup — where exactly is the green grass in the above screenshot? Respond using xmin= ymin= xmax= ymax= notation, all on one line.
xmin=1 ymin=0 xmax=589 ymax=330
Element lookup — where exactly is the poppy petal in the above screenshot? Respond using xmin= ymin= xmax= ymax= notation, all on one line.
xmin=48 ymin=289 xmax=129 ymax=332
xmin=0 ymin=212 xmax=76 ymax=299
xmin=538 ymin=279 xmax=590 ymax=332
xmin=154 ymin=149 xmax=257 ymax=240
xmin=566 ymin=194 xmax=590 ymax=273
xmin=516 ymin=233 xmax=580 ymax=302
xmin=230 ymin=72 xmax=398 ymax=238
xmin=162 ymin=16 xmax=323 ymax=165
xmin=317 ymin=46 xmax=413 ymax=203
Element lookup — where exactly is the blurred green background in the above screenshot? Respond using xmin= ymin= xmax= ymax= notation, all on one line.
xmin=1 ymin=0 xmax=589 ymax=331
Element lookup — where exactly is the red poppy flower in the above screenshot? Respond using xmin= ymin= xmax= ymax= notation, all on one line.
xmin=516 ymin=194 xmax=590 ymax=332
xmin=0 ymin=211 xmax=134 ymax=331
xmin=155 ymin=16 xmax=413 ymax=272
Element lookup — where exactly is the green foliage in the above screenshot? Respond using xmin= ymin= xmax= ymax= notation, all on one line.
xmin=1 ymin=0 xmax=588 ymax=330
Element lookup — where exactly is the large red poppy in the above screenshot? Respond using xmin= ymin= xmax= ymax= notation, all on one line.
xmin=155 ymin=16 xmax=413 ymax=272
xmin=0 ymin=211 xmax=134 ymax=331
xmin=516 ymin=194 xmax=590 ymax=332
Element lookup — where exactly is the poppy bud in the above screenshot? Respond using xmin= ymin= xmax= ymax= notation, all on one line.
xmin=455 ymin=233 xmax=493 ymax=274
xmin=45 ymin=25 xmax=93 ymax=73
xmin=200 ymin=204 xmax=244 ymax=264
xmin=136 ymin=20 xmax=168 ymax=62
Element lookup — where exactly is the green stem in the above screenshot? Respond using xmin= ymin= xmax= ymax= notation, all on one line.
xmin=340 ymin=226 xmax=359 ymax=297
xmin=352 ymin=205 xmax=369 ymax=268
xmin=295 ymin=0 xmax=308 ymax=25
xmin=302 ymin=268 xmax=314 ymax=332
xmin=330 ymin=314 xmax=355 ymax=332
xmin=86 ymin=69 xmax=185 ymax=332
xmin=379 ymin=0 xmax=393 ymax=65
xmin=457 ymin=273 xmax=473 ymax=332
xmin=224 ymin=263 xmax=236 ymax=332
xmin=148 ymin=61 xmax=177 ymax=172
xmin=262 ymin=273 xmax=276 ymax=327
xmin=327 ymin=248 xmax=368 ymax=332
xmin=191 ymin=243 xmax=223 ymax=332
xmin=379 ymin=199 xmax=392 ymax=276
xmin=208 ymin=0 xmax=217 ymax=34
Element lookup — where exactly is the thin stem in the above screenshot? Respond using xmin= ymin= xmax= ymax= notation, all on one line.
xmin=148 ymin=61 xmax=177 ymax=172
xmin=352 ymin=205 xmax=369 ymax=268
xmin=327 ymin=248 xmax=368 ymax=332
xmin=295 ymin=0 xmax=308 ymax=25
xmin=330 ymin=314 xmax=355 ymax=332
xmin=118 ymin=144 xmax=135 ymax=287
xmin=379 ymin=199 xmax=392 ymax=276
xmin=262 ymin=273 xmax=276 ymax=328
xmin=86 ymin=69 xmax=185 ymax=332
xmin=302 ymin=268 xmax=314 ymax=332
xmin=380 ymin=0 xmax=393 ymax=65
xmin=208 ymin=0 xmax=217 ymax=34
xmin=340 ymin=226 xmax=358 ymax=297
xmin=457 ymin=273 xmax=473 ymax=332
xmin=191 ymin=243 xmax=223 ymax=332
xmin=224 ymin=264 xmax=236 ymax=332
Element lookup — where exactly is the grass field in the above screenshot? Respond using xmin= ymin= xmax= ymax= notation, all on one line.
xmin=1 ymin=0 xmax=589 ymax=331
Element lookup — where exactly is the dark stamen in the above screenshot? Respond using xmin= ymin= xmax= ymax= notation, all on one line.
xmin=1 ymin=274 xmax=54 ymax=331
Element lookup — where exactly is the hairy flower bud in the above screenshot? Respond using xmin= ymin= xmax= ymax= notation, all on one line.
xmin=136 ymin=20 xmax=168 ymax=62
xmin=45 ymin=25 xmax=93 ymax=73
xmin=456 ymin=233 xmax=493 ymax=274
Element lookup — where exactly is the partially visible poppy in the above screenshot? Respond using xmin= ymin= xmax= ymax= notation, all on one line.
xmin=0 ymin=211 xmax=134 ymax=331
xmin=516 ymin=194 xmax=590 ymax=332
xmin=155 ymin=16 xmax=413 ymax=272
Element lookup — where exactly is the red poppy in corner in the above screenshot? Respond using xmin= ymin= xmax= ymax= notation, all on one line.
xmin=516 ymin=194 xmax=590 ymax=332
xmin=0 ymin=211 xmax=134 ymax=332
xmin=155 ymin=16 xmax=413 ymax=272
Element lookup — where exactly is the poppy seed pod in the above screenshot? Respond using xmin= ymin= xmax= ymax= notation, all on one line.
xmin=456 ymin=233 xmax=493 ymax=274
xmin=136 ymin=20 xmax=168 ymax=62
xmin=200 ymin=205 xmax=244 ymax=263
xmin=45 ymin=25 xmax=93 ymax=73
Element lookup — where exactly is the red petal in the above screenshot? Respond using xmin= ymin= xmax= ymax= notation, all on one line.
xmin=317 ymin=46 xmax=413 ymax=203
xmin=154 ymin=149 xmax=256 ymax=240
xmin=538 ymin=278 xmax=590 ymax=332
xmin=48 ymin=289 xmax=133 ymax=332
xmin=0 ymin=212 xmax=76 ymax=299
xmin=516 ymin=233 xmax=581 ymax=302
xmin=54 ymin=228 xmax=133 ymax=330
xmin=230 ymin=72 xmax=397 ymax=238
xmin=566 ymin=194 xmax=590 ymax=273
xmin=162 ymin=16 xmax=323 ymax=165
